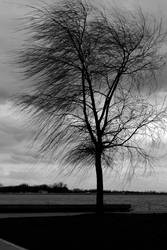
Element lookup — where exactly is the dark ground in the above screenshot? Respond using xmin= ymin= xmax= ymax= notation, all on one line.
xmin=0 ymin=213 xmax=167 ymax=250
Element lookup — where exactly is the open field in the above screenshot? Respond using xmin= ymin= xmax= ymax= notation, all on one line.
xmin=0 ymin=194 xmax=166 ymax=212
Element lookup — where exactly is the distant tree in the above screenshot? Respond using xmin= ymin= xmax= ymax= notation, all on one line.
xmin=51 ymin=182 xmax=68 ymax=192
xmin=53 ymin=182 xmax=67 ymax=189
xmin=15 ymin=0 xmax=167 ymax=214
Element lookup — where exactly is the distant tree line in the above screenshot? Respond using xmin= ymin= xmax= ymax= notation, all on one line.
xmin=0 ymin=182 xmax=69 ymax=193
xmin=0 ymin=183 xmax=166 ymax=194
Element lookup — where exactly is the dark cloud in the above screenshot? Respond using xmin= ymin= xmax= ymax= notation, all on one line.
xmin=0 ymin=119 xmax=34 ymax=142
xmin=0 ymin=103 xmax=38 ymax=164
xmin=0 ymin=88 xmax=9 ymax=103
xmin=10 ymin=151 xmax=42 ymax=165
xmin=7 ymin=170 xmax=42 ymax=181
xmin=0 ymin=103 xmax=52 ymax=166
xmin=0 ymin=123 xmax=31 ymax=152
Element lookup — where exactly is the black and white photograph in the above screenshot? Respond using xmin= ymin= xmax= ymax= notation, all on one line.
xmin=0 ymin=0 xmax=167 ymax=249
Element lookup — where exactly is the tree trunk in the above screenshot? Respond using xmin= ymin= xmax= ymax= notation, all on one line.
xmin=95 ymin=152 xmax=104 ymax=215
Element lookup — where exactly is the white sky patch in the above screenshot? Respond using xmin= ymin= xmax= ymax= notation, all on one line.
xmin=0 ymin=163 xmax=58 ymax=186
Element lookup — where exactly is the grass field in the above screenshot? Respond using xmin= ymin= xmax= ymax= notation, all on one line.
xmin=0 ymin=193 xmax=166 ymax=212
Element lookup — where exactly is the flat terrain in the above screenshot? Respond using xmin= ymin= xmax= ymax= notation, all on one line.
xmin=0 ymin=194 xmax=167 ymax=249
xmin=0 ymin=193 xmax=166 ymax=212
xmin=0 ymin=213 xmax=167 ymax=250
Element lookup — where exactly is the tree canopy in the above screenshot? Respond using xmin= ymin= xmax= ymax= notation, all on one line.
xmin=15 ymin=0 xmax=167 ymax=211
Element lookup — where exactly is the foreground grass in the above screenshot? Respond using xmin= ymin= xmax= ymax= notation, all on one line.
xmin=0 ymin=213 xmax=167 ymax=249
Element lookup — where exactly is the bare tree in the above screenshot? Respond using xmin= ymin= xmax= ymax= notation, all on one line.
xmin=15 ymin=0 xmax=167 ymax=214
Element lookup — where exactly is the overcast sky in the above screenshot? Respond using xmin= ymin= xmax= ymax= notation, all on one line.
xmin=0 ymin=0 xmax=167 ymax=190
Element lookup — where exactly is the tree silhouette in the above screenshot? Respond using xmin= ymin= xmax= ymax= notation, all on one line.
xmin=15 ymin=0 xmax=167 ymax=213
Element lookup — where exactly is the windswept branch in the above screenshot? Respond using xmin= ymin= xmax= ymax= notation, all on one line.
xmin=15 ymin=0 xmax=167 ymax=180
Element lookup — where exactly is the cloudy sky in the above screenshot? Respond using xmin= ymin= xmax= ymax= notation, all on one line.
xmin=0 ymin=0 xmax=167 ymax=191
